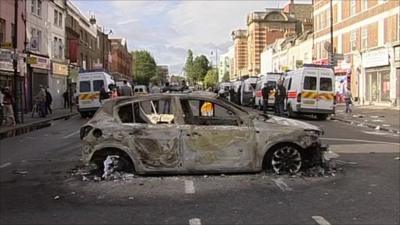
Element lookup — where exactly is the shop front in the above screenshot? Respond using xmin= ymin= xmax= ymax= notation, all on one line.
xmin=362 ymin=48 xmax=391 ymax=105
xmin=28 ymin=54 xmax=50 ymax=109
xmin=50 ymin=62 xmax=68 ymax=109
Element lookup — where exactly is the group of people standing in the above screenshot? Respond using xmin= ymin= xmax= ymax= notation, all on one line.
xmin=261 ymin=79 xmax=286 ymax=116
xmin=99 ymin=80 xmax=133 ymax=103
xmin=34 ymin=85 xmax=53 ymax=118
xmin=0 ymin=87 xmax=16 ymax=126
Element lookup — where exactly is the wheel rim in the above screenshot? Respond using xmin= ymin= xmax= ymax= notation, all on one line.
xmin=271 ymin=146 xmax=302 ymax=174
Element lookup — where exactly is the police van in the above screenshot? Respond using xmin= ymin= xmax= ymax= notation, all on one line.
xmin=254 ymin=73 xmax=284 ymax=109
xmin=240 ymin=77 xmax=258 ymax=106
xmin=77 ymin=70 xmax=115 ymax=117
xmin=284 ymin=64 xmax=335 ymax=120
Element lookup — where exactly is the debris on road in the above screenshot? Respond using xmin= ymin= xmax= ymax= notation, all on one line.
xmin=128 ymin=196 xmax=134 ymax=200
xmin=14 ymin=170 xmax=28 ymax=175
xmin=53 ymin=195 xmax=60 ymax=200
xmin=394 ymin=157 xmax=400 ymax=160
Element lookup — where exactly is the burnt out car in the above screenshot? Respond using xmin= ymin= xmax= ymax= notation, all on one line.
xmin=80 ymin=92 xmax=328 ymax=175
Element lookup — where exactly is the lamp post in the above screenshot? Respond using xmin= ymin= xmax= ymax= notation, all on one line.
xmin=13 ymin=0 xmax=23 ymax=123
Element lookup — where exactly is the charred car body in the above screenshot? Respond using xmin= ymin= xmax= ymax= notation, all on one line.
xmin=80 ymin=93 xmax=328 ymax=175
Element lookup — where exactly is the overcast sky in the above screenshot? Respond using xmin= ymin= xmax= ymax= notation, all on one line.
xmin=73 ymin=0 xmax=310 ymax=74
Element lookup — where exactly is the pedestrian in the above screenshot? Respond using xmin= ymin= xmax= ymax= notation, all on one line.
xmin=274 ymin=79 xmax=286 ymax=117
xmin=99 ymin=84 xmax=109 ymax=103
xmin=2 ymin=87 xmax=16 ymax=126
xmin=0 ymin=87 xmax=4 ymax=126
xmin=162 ymin=82 xmax=171 ymax=93
xmin=63 ymin=90 xmax=70 ymax=108
xmin=35 ymin=85 xmax=47 ymax=117
xmin=110 ymin=85 xmax=118 ymax=99
xmin=261 ymin=83 xmax=271 ymax=114
xmin=119 ymin=80 xmax=133 ymax=96
xmin=344 ymin=87 xmax=353 ymax=114
xmin=45 ymin=87 xmax=53 ymax=114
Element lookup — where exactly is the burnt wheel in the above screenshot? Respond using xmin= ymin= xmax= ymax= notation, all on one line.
xmin=270 ymin=145 xmax=302 ymax=174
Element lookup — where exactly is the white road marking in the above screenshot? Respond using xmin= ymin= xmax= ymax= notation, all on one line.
xmin=312 ymin=216 xmax=331 ymax=225
xmin=272 ymin=178 xmax=293 ymax=192
xmin=189 ymin=218 xmax=201 ymax=225
xmin=320 ymin=137 xmax=400 ymax=145
xmin=63 ymin=130 xmax=80 ymax=139
xmin=0 ymin=162 xmax=12 ymax=169
xmin=184 ymin=180 xmax=195 ymax=194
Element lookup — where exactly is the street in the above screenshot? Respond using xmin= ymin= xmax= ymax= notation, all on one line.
xmin=0 ymin=113 xmax=399 ymax=225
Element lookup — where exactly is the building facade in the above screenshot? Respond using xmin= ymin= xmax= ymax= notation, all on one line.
xmin=109 ymin=38 xmax=132 ymax=81
xmin=313 ymin=0 xmax=400 ymax=106
xmin=231 ymin=29 xmax=248 ymax=80
xmin=26 ymin=0 xmax=51 ymax=109
xmin=218 ymin=48 xmax=233 ymax=82
xmin=47 ymin=0 xmax=68 ymax=109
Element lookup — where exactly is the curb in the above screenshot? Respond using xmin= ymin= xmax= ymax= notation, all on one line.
xmin=0 ymin=112 xmax=78 ymax=139
xmin=331 ymin=116 xmax=400 ymax=134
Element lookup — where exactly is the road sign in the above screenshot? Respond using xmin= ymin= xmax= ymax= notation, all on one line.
xmin=0 ymin=42 xmax=13 ymax=49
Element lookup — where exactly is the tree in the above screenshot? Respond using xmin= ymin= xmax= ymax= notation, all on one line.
xmin=222 ymin=71 xmax=230 ymax=82
xmin=132 ymin=50 xmax=157 ymax=85
xmin=203 ymin=69 xmax=218 ymax=89
xmin=192 ymin=55 xmax=209 ymax=83
xmin=184 ymin=50 xmax=194 ymax=84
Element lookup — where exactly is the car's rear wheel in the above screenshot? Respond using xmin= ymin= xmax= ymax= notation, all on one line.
xmin=270 ymin=145 xmax=302 ymax=174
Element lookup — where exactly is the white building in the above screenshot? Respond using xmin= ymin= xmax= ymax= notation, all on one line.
xmin=26 ymin=0 xmax=51 ymax=99
xmin=218 ymin=46 xmax=234 ymax=82
xmin=260 ymin=47 xmax=273 ymax=74
xmin=47 ymin=0 xmax=68 ymax=109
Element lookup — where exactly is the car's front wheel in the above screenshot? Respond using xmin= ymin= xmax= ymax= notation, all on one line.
xmin=269 ymin=145 xmax=302 ymax=174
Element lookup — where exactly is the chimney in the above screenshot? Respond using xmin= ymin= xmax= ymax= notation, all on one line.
xmin=89 ymin=15 xmax=96 ymax=25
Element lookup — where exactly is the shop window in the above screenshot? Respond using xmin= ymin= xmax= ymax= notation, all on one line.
xmin=304 ymin=76 xmax=317 ymax=90
xmin=320 ymin=78 xmax=333 ymax=91
xmin=381 ymin=71 xmax=390 ymax=102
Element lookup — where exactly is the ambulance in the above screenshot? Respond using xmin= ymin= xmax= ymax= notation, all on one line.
xmin=284 ymin=64 xmax=335 ymax=120
xmin=254 ymin=73 xmax=284 ymax=109
xmin=77 ymin=70 xmax=115 ymax=117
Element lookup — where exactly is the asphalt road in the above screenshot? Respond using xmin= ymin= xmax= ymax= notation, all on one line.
xmin=0 ymin=113 xmax=399 ymax=225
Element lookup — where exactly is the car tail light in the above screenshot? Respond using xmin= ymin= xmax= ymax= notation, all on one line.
xmin=80 ymin=126 xmax=93 ymax=140
xmin=297 ymin=93 xmax=301 ymax=103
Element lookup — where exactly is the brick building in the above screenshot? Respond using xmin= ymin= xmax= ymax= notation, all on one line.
xmin=109 ymin=38 xmax=132 ymax=81
xmin=231 ymin=29 xmax=248 ymax=80
xmin=313 ymin=0 xmax=400 ymax=106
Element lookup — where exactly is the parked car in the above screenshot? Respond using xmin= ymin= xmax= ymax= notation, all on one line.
xmin=80 ymin=92 xmax=328 ymax=175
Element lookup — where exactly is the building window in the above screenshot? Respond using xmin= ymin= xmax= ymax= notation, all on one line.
xmin=11 ymin=23 xmax=15 ymax=45
xmin=0 ymin=19 xmax=5 ymax=43
xmin=37 ymin=0 xmax=42 ymax=16
xmin=350 ymin=30 xmax=357 ymax=51
xmin=350 ymin=0 xmax=356 ymax=15
xmin=361 ymin=27 xmax=368 ymax=49
xmin=362 ymin=0 xmax=368 ymax=10
xmin=54 ymin=10 xmax=58 ymax=25
xmin=58 ymin=39 xmax=63 ymax=59
xmin=37 ymin=30 xmax=42 ymax=50
xmin=59 ymin=12 xmax=62 ymax=27
xmin=31 ymin=0 xmax=36 ymax=14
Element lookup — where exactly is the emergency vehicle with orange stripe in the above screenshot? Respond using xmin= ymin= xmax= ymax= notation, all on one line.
xmin=283 ymin=64 xmax=335 ymax=120
xmin=77 ymin=70 xmax=115 ymax=117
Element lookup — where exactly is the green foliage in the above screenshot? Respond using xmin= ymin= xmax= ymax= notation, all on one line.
xmin=132 ymin=50 xmax=157 ymax=85
xmin=204 ymin=69 xmax=218 ymax=89
xmin=222 ymin=71 xmax=230 ymax=82
xmin=184 ymin=50 xmax=210 ymax=84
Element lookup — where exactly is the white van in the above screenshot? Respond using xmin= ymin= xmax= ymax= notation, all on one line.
xmin=284 ymin=65 xmax=335 ymax=120
xmin=254 ymin=73 xmax=284 ymax=109
xmin=77 ymin=71 xmax=114 ymax=117
xmin=230 ymin=81 xmax=242 ymax=105
xmin=240 ymin=77 xmax=258 ymax=106
xmin=217 ymin=82 xmax=231 ymax=99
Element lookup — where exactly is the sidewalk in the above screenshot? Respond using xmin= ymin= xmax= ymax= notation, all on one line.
xmin=332 ymin=104 xmax=400 ymax=133
xmin=0 ymin=107 xmax=78 ymax=139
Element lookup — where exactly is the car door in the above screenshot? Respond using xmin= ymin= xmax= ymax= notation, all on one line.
xmin=317 ymin=70 xmax=335 ymax=112
xmin=178 ymin=98 xmax=257 ymax=172
xmin=117 ymin=97 xmax=184 ymax=173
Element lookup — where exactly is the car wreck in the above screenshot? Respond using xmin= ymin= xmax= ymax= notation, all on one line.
xmin=80 ymin=92 xmax=331 ymax=176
